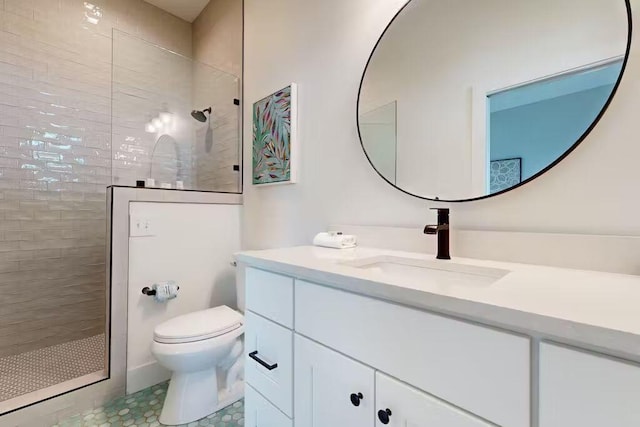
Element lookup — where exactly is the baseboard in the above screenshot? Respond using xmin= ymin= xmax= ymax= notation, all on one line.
xmin=126 ymin=361 xmax=171 ymax=395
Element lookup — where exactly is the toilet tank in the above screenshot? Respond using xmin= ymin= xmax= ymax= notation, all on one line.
xmin=235 ymin=262 xmax=245 ymax=313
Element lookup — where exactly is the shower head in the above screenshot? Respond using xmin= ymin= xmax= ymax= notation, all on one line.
xmin=191 ymin=107 xmax=212 ymax=123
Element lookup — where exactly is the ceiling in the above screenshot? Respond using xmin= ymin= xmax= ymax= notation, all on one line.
xmin=143 ymin=0 xmax=211 ymax=23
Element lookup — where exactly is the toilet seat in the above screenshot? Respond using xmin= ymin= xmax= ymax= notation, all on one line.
xmin=154 ymin=305 xmax=243 ymax=344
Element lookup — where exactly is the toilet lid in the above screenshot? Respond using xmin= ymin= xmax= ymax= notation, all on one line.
xmin=154 ymin=305 xmax=243 ymax=344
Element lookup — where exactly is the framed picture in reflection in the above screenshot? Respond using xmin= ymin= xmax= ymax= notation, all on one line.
xmin=490 ymin=157 xmax=522 ymax=194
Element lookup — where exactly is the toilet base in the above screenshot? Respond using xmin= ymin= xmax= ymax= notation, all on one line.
xmin=159 ymin=368 xmax=244 ymax=426
xmin=215 ymin=381 xmax=244 ymax=416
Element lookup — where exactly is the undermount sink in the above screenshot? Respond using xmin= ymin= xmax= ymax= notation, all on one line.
xmin=344 ymin=256 xmax=511 ymax=287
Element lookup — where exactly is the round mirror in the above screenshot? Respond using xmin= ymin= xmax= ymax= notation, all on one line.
xmin=358 ymin=0 xmax=631 ymax=202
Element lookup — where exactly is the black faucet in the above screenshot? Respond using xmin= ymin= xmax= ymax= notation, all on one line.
xmin=424 ymin=208 xmax=451 ymax=260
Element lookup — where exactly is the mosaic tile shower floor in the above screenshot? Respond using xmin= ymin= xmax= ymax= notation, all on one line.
xmin=0 ymin=334 xmax=105 ymax=402
xmin=53 ymin=382 xmax=244 ymax=427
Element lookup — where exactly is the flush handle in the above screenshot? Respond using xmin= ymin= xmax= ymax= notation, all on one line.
xmin=249 ymin=351 xmax=278 ymax=371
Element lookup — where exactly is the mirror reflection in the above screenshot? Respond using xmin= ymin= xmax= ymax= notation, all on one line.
xmin=358 ymin=0 xmax=629 ymax=201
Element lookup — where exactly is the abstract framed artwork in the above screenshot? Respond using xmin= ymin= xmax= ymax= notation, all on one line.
xmin=252 ymin=83 xmax=298 ymax=186
xmin=489 ymin=157 xmax=522 ymax=194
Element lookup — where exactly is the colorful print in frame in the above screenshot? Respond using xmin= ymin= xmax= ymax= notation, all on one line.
xmin=252 ymin=84 xmax=298 ymax=185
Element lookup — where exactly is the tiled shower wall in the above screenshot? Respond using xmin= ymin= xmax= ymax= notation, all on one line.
xmin=192 ymin=63 xmax=240 ymax=192
xmin=112 ymin=30 xmax=195 ymax=189
xmin=0 ymin=0 xmax=191 ymax=358
xmin=193 ymin=0 xmax=243 ymax=193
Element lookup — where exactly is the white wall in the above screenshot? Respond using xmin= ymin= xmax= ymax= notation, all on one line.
xmin=359 ymin=0 xmax=627 ymax=200
xmin=127 ymin=202 xmax=241 ymax=393
xmin=243 ymin=0 xmax=640 ymax=251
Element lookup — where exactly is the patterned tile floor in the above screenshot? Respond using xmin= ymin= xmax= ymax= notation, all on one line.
xmin=0 ymin=334 xmax=106 ymax=401
xmin=54 ymin=382 xmax=245 ymax=427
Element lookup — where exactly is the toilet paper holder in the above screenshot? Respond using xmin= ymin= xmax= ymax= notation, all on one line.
xmin=142 ymin=286 xmax=180 ymax=296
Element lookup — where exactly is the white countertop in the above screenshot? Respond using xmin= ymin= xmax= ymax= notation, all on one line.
xmin=236 ymin=246 xmax=640 ymax=359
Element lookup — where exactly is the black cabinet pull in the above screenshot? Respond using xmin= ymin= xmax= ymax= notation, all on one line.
xmin=350 ymin=392 xmax=363 ymax=407
xmin=378 ymin=408 xmax=392 ymax=424
xmin=249 ymin=351 xmax=278 ymax=370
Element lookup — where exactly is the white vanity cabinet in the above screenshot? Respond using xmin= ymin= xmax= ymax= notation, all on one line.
xmin=243 ymin=267 xmax=527 ymax=427
xmin=539 ymin=342 xmax=640 ymax=427
xmin=242 ymin=263 xmax=640 ymax=427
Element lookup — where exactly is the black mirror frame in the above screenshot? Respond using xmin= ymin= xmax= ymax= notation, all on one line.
xmin=356 ymin=0 xmax=633 ymax=203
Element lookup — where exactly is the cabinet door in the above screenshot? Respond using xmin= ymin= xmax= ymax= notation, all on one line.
xmin=295 ymin=334 xmax=374 ymax=427
xmin=540 ymin=342 xmax=640 ymax=427
xmin=245 ymin=385 xmax=292 ymax=427
xmin=375 ymin=373 xmax=492 ymax=427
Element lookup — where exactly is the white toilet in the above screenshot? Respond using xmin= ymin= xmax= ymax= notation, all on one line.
xmin=151 ymin=304 xmax=245 ymax=425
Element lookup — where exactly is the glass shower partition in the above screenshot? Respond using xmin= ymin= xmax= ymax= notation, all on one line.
xmin=111 ymin=30 xmax=242 ymax=193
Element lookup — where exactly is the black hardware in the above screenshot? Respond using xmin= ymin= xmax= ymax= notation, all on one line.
xmin=249 ymin=351 xmax=278 ymax=371
xmin=350 ymin=393 xmax=363 ymax=407
xmin=142 ymin=285 xmax=179 ymax=296
xmin=424 ymin=208 xmax=451 ymax=260
xmin=136 ymin=180 xmax=145 ymax=188
xmin=233 ymin=165 xmax=240 ymax=171
xmin=378 ymin=408 xmax=392 ymax=424
xmin=233 ymin=98 xmax=240 ymax=106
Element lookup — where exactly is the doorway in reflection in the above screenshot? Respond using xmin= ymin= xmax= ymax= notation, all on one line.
xmin=359 ymin=101 xmax=398 ymax=185
xmin=488 ymin=59 xmax=623 ymax=193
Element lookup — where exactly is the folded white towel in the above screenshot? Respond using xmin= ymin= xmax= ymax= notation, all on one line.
xmin=313 ymin=232 xmax=357 ymax=249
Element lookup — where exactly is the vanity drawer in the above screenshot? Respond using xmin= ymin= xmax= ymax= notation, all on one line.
xmin=539 ymin=342 xmax=640 ymax=427
xmin=245 ymin=267 xmax=294 ymax=328
xmin=245 ymin=311 xmax=293 ymax=417
xmin=295 ymin=281 xmax=530 ymax=427
xmin=376 ymin=372 xmax=492 ymax=427
xmin=245 ymin=384 xmax=293 ymax=427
